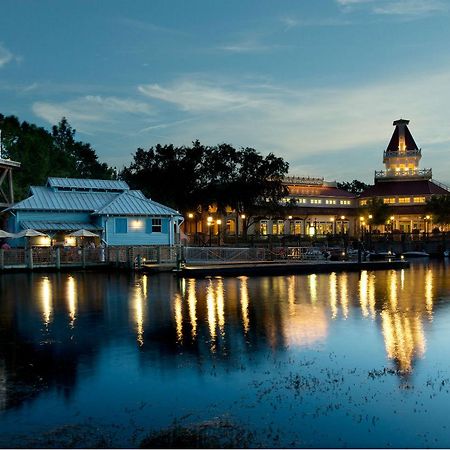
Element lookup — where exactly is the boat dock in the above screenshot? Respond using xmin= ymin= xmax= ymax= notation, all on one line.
xmin=176 ymin=259 xmax=410 ymax=278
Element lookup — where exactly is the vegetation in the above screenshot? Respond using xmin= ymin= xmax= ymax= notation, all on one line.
xmin=359 ymin=198 xmax=390 ymax=226
xmin=337 ymin=179 xmax=369 ymax=194
xmin=120 ymin=141 xmax=289 ymax=230
xmin=426 ymin=195 xmax=450 ymax=227
xmin=0 ymin=114 xmax=115 ymax=200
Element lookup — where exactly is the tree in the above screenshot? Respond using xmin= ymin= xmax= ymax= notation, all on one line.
xmin=359 ymin=198 xmax=390 ymax=227
xmin=426 ymin=195 xmax=450 ymax=228
xmin=337 ymin=179 xmax=370 ymax=195
xmin=120 ymin=142 xmax=289 ymax=228
xmin=0 ymin=114 xmax=115 ymax=200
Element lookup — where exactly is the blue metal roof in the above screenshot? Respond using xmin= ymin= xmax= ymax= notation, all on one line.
xmin=94 ymin=191 xmax=181 ymax=216
xmin=21 ymin=221 xmax=102 ymax=231
xmin=47 ymin=177 xmax=129 ymax=191
xmin=12 ymin=187 xmax=117 ymax=211
xmin=9 ymin=186 xmax=181 ymax=217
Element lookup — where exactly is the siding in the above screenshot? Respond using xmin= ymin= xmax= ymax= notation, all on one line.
xmin=104 ymin=216 xmax=172 ymax=246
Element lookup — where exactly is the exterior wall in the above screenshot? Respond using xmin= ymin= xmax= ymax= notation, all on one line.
xmin=103 ymin=216 xmax=173 ymax=246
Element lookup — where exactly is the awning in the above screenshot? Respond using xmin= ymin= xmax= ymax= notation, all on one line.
xmin=20 ymin=221 xmax=102 ymax=232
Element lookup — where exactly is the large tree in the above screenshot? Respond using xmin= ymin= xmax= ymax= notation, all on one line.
xmin=337 ymin=179 xmax=370 ymax=195
xmin=120 ymin=142 xmax=289 ymax=225
xmin=0 ymin=114 xmax=115 ymax=200
xmin=426 ymin=195 xmax=450 ymax=228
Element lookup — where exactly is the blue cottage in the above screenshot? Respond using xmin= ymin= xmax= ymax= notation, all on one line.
xmin=6 ymin=177 xmax=183 ymax=246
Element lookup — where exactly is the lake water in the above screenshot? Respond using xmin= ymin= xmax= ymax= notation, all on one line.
xmin=1 ymin=261 xmax=450 ymax=447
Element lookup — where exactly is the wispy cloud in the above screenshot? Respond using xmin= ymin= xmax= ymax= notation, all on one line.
xmin=336 ymin=0 xmax=448 ymax=17
xmin=280 ymin=15 xmax=351 ymax=29
xmin=33 ymin=95 xmax=153 ymax=132
xmin=138 ymin=80 xmax=259 ymax=111
xmin=0 ymin=43 xmax=18 ymax=68
xmin=134 ymin=69 xmax=450 ymax=182
xmin=373 ymin=0 xmax=448 ymax=16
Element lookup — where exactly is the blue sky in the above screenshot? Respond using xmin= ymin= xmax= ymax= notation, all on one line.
xmin=1 ymin=0 xmax=450 ymax=183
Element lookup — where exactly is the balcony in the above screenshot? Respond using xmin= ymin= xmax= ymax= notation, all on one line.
xmin=375 ymin=168 xmax=432 ymax=180
xmin=383 ymin=149 xmax=421 ymax=161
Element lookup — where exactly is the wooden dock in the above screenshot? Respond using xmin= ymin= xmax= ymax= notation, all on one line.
xmin=177 ymin=260 xmax=410 ymax=278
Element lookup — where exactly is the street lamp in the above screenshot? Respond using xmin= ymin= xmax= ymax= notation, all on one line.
xmin=207 ymin=216 xmax=213 ymax=246
xmin=216 ymin=219 xmax=222 ymax=246
xmin=425 ymin=215 xmax=430 ymax=234
xmin=340 ymin=215 xmax=346 ymax=235
xmin=330 ymin=217 xmax=335 ymax=235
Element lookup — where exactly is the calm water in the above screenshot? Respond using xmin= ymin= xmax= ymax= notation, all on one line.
xmin=1 ymin=262 xmax=450 ymax=447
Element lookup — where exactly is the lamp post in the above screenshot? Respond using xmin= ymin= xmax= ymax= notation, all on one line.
xmin=340 ymin=215 xmax=346 ymax=236
xmin=241 ymin=214 xmax=246 ymax=241
xmin=207 ymin=216 xmax=213 ymax=246
xmin=425 ymin=215 xmax=430 ymax=235
xmin=330 ymin=217 xmax=335 ymax=235
xmin=216 ymin=219 xmax=222 ymax=246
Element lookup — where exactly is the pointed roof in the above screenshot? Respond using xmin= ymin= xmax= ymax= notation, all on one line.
xmin=386 ymin=119 xmax=419 ymax=152
xmin=93 ymin=190 xmax=181 ymax=216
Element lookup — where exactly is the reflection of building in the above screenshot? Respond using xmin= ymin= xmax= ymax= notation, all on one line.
xmin=6 ymin=177 xmax=183 ymax=246
xmin=359 ymin=119 xmax=450 ymax=233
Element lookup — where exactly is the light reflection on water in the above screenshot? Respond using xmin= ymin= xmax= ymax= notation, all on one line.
xmin=1 ymin=262 xmax=450 ymax=447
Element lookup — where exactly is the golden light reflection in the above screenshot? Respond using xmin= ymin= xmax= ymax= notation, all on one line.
xmin=142 ymin=274 xmax=148 ymax=298
xmin=206 ymin=280 xmax=217 ymax=346
xmin=308 ymin=274 xmax=317 ymax=303
xmin=359 ymin=271 xmax=369 ymax=318
xmin=425 ymin=269 xmax=433 ymax=318
xmin=329 ymin=272 xmax=338 ymax=319
xmin=287 ymin=275 xmax=295 ymax=316
xmin=187 ymin=279 xmax=197 ymax=340
xmin=381 ymin=310 xmax=425 ymax=373
xmin=216 ymin=278 xmax=225 ymax=337
xmin=174 ymin=293 xmax=183 ymax=344
xmin=66 ymin=275 xmax=77 ymax=328
xmin=40 ymin=277 xmax=53 ymax=328
xmin=368 ymin=273 xmax=376 ymax=319
xmin=400 ymin=269 xmax=405 ymax=290
xmin=389 ymin=270 xmax=398 ymax=311
xmin=239 ymin=276 xmax=250 ymax=333
xmin=339 ymin=273 xmax=348 ymax=319
xmin=284 ymin=304 xmax=328 ymax=348
xmin=132 ymin=281 xmax=145 ymax=346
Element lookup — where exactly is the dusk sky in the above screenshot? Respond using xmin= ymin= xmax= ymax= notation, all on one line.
xmin=1 ymin=0 xmax=450 ymax=183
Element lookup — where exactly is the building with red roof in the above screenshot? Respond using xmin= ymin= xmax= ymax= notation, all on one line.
xmin=359 ymin=119 xmax=450 ymax=233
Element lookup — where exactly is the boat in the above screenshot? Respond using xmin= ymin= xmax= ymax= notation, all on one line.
xmin=401 ymin=251 xmax=429 ymax=258
xmin=367 ymin=251 xmax=396 ymax=261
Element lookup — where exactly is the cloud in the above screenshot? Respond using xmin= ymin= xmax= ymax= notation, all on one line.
xmin=33 ymin=95 xmax=153 ymax=132
xmin=138 ymin=80 xmax=259 ymax=111
xmin=134 ymin=69 xmax=450 ymax=182
xmin=0 ymin=43 xmax=17 ymax=68
xmin=336 ymin=0 xmax=448 ymax=17
xmin=373 ymin=0 xmax=448 ymax=16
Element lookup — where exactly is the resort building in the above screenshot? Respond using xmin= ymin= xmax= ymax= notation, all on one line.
xmin=6 ymin=177 xmax=183 ymax=247
xmin=359 ymin=119 xmax=450 ymax=233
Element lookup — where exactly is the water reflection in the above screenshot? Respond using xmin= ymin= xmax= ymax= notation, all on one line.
xmin=0 ymin=262 xmax=449 ymax=417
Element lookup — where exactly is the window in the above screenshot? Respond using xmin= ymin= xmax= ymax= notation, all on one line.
xmin=310 ymin=199 xmax=322 ymax=204
xmin=272 ymin=220 xmax=284 ymax=235
xmin=325 ymin=200 xmax=336 ymax=205
xmin=398 ymin=197 xmax=410 ymax=203
xmin=340 ymin=200 xmax=351 ymax=205
xmin=383 ymin=198 xmax=395 ymax=204
xmin=414 ymin=197 xmax=426 ymax=203
xmin=152 ymin=218 xmax=162 ymax=232
xmin=260 ymin=220 xmax=268 ymax=235
xmin=115 ymin=218 xmax=127 ymax=234
xmin=359 ymin=200 xmax=368 ymax=206
xmin=296 ymin=198 xmax=306 ymax=204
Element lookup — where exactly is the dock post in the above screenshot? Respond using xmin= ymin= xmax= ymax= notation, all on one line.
xmin=27 ymin=248 xmax=33 ymax=270
xmin=157 ymin=246 xmax=161 ymax=264
xmin=55 ymin=247 xmax=61 ymax=270
xmin=0 ymin=249 xmax=3 ymax=270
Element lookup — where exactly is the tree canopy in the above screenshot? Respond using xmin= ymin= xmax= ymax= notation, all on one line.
xmin=0 ymin=114 xmax=115 ymax=200
xmin=337 ymin=179 xmax=370 ymax=195
xmin=120 ymin=141 xmax=289 ymax=225
xmin=426 ymin=195 xmax=450 ymax=226
xmin=359 ymin=198 xmax=390 ymax=226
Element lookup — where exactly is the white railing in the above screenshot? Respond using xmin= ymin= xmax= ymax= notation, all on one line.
xmin=375 ymin=168 xmax=432 ymax=180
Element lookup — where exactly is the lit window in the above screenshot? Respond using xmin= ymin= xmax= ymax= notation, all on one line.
xmin=325 ymin=200 xmax=336 ymax=205
xmin=272 ymin=219 xmax=284 ymax=235
xmin=398 ymin=197 xmax=410 ymax=203
xmin=260 ymin=220 xmax=268 ymax=235
xmin=310 ymin=199 xmax=322 ymax=204
xmin=414 ymin=197 xmax=426 ymax=203
xmin=383 ymin=198 xmax=395 ymax=204
xmin=360 ymin=200 xmax=367 ymax=206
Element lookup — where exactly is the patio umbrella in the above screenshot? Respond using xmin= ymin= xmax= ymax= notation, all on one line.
xmin=16 ymin=229 xmax=49 ymax=238
xmin=0 ymin=230 xmax=15 ymax=238
xmin=67 ymin=229 xmax=99 ymax=237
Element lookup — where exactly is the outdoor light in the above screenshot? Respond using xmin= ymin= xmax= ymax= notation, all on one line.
xmin=288 ymin=215 xmax=293 ymax=220
xmin=368 ymin=214 xmax=373 ymax=219
xmin=188 ymin=213 xmax=194 ymax=219
xmin=341 ymin=215 xmax=345 ymax=220
xmin=390 ymin=216 xmax=395 ymax=221
xmin=207 ymin=216 xmax=213 ymax=223
xmin=360 ymin=216 xmax=364 ymax=221
xmin=241 ymin=214 xmax=246 ymax=219
xmin=426 ymin=215 xmax=430 ymax=220
xmin=330 ymin=217 xmax=334 ymax=222
xmin=216 ymin=219 xmax=222 ymax=225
